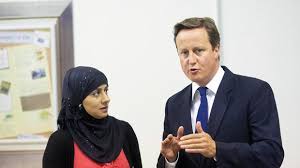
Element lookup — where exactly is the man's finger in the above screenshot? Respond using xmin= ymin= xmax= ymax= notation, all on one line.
xmin=180 ymin=133 xmax=202 ymax=141
xmin=162 ymin=134 xmax=174 ymax=144
xmin=185 ymin=148 xmax=204 ymax=154
xmin=167 ymin=134 xmax=174 ymax=139
xmin=179 ymin=137 xmax=204 ymax=146
xmin=180 ymin=143 xmax=203 ymax=149
xmin=196 ymin=121 xmax=204 ymax=133
xmin=177 ymin=126 xmax=184 ymax=139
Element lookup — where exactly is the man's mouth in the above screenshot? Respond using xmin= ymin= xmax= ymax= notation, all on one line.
xmin=190 ymin=68 xmax=199 ymax=72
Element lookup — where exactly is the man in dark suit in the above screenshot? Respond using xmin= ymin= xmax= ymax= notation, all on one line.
xmin=157 ymin=17 xmax=284 ymax=168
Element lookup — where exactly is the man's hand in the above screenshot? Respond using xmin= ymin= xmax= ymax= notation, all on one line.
xmin=179 ymin=121 xmax=216 ymax=158
xmin=160 ymin=126 xmax=184 ymax=162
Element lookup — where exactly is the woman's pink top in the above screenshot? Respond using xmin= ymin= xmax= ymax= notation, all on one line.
xmin=74 ymin=143 xmax=130 ymax=168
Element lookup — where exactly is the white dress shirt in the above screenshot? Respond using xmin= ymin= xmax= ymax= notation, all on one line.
xmin=191 ymin=66 xmax=224 ymax=133
xmin=165 ymin=66 xmax=224 ymax=168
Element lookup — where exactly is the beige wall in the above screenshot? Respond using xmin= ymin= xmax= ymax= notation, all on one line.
xmin=0 ymin=151 xmax=43 ymax=168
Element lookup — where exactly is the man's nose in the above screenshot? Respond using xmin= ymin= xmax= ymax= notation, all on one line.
xmin=188 ymin=52 xmax=197 ymax=64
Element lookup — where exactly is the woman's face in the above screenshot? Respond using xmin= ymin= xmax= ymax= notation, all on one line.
xmin=82 ymin=84 xmax=110 ymax=119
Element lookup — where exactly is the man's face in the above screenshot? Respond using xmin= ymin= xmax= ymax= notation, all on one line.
xmin=176 ymin=28 xmax=220 ymax=86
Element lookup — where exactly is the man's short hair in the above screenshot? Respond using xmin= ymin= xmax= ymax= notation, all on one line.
xmin=174 ymin=17 xmax=220 ymax=49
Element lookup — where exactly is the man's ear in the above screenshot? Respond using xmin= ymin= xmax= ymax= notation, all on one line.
xmin=213 ymin=44 xmax=220 ymax=60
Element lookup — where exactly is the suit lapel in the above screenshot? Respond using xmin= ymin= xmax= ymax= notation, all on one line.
xmin=208 ymin=66 xmax=235 ymax=138
xmin=177 ymin=84 xmax=193 ymax=135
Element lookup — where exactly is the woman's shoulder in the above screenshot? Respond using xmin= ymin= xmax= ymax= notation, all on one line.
xmin=47 ymin=129 xmax=73 ymax=147
xmin=43 ymin=129 xmax=74 ymax=168
xmin=109 ymin=116 xmax=135 ymax=135
xmin=117 ymin=118 xmax=134 ymax=131
xmin=109 ymin=116 xmax=130 ymax=127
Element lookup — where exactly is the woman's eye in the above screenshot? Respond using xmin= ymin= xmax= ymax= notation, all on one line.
xmin=91 ymin=91 xmax=99 ymax=97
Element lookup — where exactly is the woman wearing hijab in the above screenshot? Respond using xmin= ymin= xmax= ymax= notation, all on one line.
xmin=43 ymin=66 xmax=142 ymax=168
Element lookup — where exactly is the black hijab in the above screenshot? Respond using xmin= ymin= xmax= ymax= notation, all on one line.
xmin=57 ymin=66 xmax=124 ymax=163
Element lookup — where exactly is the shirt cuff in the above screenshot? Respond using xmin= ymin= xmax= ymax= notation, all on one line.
xmin=164 ymin=153 xmax=179 ymax=168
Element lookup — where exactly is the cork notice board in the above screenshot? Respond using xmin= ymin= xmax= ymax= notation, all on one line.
xmin=0 ymin=19 xmax=59 ymax=150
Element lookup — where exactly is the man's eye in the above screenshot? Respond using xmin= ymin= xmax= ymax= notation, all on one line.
xmin=180 ymin=51 xmax=189 ymax=58
xmin=194 ymin=49 xmax=204 ymax=56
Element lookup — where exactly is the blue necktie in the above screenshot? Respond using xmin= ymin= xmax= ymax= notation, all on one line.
xmin=196 ymin=87 xmax=208 ymax=132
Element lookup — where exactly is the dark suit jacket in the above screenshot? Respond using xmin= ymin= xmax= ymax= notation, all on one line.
xmin=157 ymin=66 xmax=284 ymax=168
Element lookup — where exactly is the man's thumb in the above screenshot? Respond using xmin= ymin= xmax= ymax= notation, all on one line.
xmin=196 ymin=121 xmax=204 ymax=133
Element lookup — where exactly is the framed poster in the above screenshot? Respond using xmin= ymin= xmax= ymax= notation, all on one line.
xmin=0 ymin=18 xmax=58 ymax=150
xmin=0 ymin=0 xmax=74 ymax=151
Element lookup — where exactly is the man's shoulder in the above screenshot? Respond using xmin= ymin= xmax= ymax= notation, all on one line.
xmin=234 ymin=73 xmax=270 ymax=89
xmin=223 ymin=66 xmax=269 ymax=87
xmin=167 ymin=84 xmax=191 ymax=102
xmin=225 ymin=71 xmax=274 ymax=98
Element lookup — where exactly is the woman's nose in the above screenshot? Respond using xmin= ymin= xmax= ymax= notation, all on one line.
xmin=102 ymin=94 xmax=110 ymax=104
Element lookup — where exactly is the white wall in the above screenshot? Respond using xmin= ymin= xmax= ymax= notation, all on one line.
xmin=219 ymin=0 xmax=300 ymax=167
xmin=0 ymin=0 xmax=297 ymax=167
xmin=73 ymin=0 xmax=217 ymax=167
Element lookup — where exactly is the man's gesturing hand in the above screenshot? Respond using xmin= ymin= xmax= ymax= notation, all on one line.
xmin=179 ymin=122 xmax=216 ymax=158
xmin=160 ymin=126 xmax=184 ymax=162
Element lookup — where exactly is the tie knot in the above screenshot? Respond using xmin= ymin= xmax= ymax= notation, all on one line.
xmin=198 ymin=87 xmax=207 ymax=96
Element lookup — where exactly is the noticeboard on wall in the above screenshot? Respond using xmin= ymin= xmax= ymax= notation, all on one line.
xmin=0 ymin=19 xmax=59 ymax=150
xmin=0 ymin=0 xmax=74 ymax=151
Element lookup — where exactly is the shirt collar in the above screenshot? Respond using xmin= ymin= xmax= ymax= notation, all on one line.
xmin=192 ymin=66 xmax=225 ymax=101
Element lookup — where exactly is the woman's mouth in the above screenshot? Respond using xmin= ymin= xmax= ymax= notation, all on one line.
xmin=99 ymin=106 xmax=108 ymax=112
